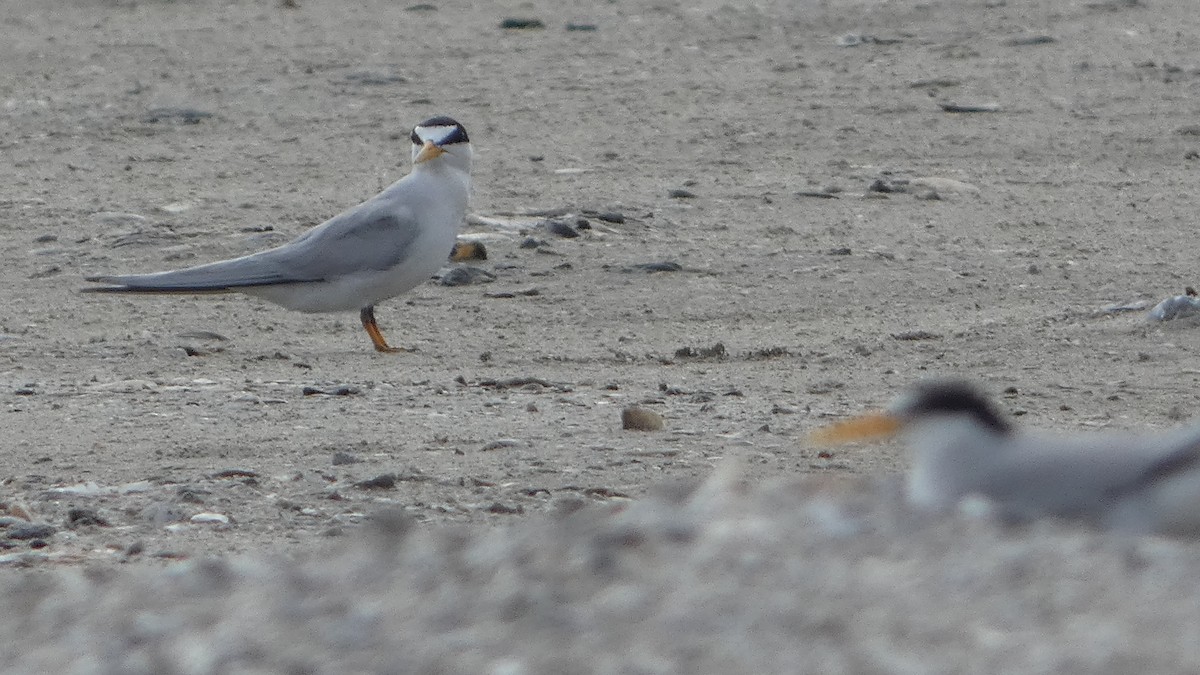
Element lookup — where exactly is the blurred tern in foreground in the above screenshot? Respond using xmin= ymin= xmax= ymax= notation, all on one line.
xmin=810 ymin=380 xmax=1200 ymax=535
xmin=84 ymin=116 xmax=473 ymax=353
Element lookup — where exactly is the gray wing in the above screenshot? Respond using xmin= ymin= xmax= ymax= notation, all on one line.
xmin=978 ymin=429 xmax=1200 ymax=521
xmin=1108 ymin=425 xmax=1200 ymax=497
xmin=84 ymin=194 xmax=420 ymax=293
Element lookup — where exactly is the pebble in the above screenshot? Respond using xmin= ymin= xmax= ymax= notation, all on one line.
xmin=190 ymin=513 xmax=231 ymax=526
xmin=565 ymin=23 xmax=598 ymax=31
xmin=622 ymin=406 xmax=664 ymax=431
xmin=500 ymin=18 xmax=545 ymax=29
xmin=158 ymin=202 xmax=192 ymax=214
xmin=450 ymin=240 xmax=488 ymax=261
xmin=143 ymin=107 xmax=213 ymax=124
xmin=519 ymin=237 xmax=544 ymax=249
xmin=8 ymin=524 xmax=55 ymax=540
xmin=332 ymin=452 xmax=363 ymax=466
xmin=668 ymin=188 xmax=696 ymax=199
xmin=674 ymin=343 xmax=727 ymax=359
xmin=585 ymin=211 xmax=625 ymax=224
xmin=342 ymin=71 xmax=408 ymax=86
xmin=141 ymin=503 xmax=188 ymax=525
xmin=356 ymin=474 xmax=397 ymax=490
xmin=624 ymin=261 xmax=682 ymax=273
xmin=302 ymin=385 xmax=360 ymax=396
xmin=66 ymin=508 xmax=109 ymax=527
xmin=1004 ymin=35 xmax=1056 ymax=46
xmin=939 ymin=102 xmax=1000 ymax=113
xmin=892 ymin=330 xmax=942 ymax=341
xmin=543 ymin=219 xmax=579 ymax=238
xmin=481 ymin=439 xmax=521 ymax=452
xmin=210 ymin=468 xmax=261 ymax=479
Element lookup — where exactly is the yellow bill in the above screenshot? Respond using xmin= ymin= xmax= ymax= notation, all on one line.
xmin=415 ymin=140 xmax=446 ymax=163
xmin=808 ymin=412 xmax=904 ymax=445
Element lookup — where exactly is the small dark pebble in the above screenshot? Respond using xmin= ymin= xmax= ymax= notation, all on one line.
xmin=34 ymin=234 xmax=58 ymax=243
xmin=332 ymin=452 xmax=362 ymax=466
xmin=302 ymin=385 xmax=361 ymax=396
xmin=1004 ymin=35 xmax=1056 ymax=46
xmin=125 ymin=541 xmax=145 ymax=557
xmin=795 ymin=190 xmax=838 ymax=199
xmin=210 ymin=468 xmax=260 ymax=479
xmin=543 ymin=219 xmax=580 ymax=238
xmin=868 ymin=178 xmax=902 ymax=193
xmin=439 ymin=266 xmax=496 ymax=286
xmin=575 ymin=219 xmax=591 ymax=230
xmin=892 ymin=330 xmax=942 ymax=341
xmin=747 ymin=347 xmax=791 ymax=359
xmin=674 ymin=343 xmax=727 ymax=359
xmin=519 ymin=237 xmax=545 ymax=249
xmin=355 ymin=474 xmax=396 ymax=490
xmin=406 ymin=2 xmax=436 ymax=10
xmin=624 ymin=261 xmax=683 ymax=273
xmin=176 ymin=488 xmax=206 ymax=504
xmin=500 ymin=17 xmax=545 ymax=29
xmin=342 ymin=72 xmax=408 ymax=86
xmin=13 ymin=388 xmax=35 ymax=396
xmin=486 ymin=502 xmax=525 ymax=514
xmin=67 ymin=508 xmax=109 ymax=528
xmin=588 ymin=211 xmax=625 ymax=224
xmin=481 ymin=439 xmax=520 ymax=452
xmin=565 ymin=22 xmax=598 ymax=31
xmin=143 ymin=107 xmax=213 ymax=124
xmin=479 ymin=376 xmax=555 ymax=390
xmin=939 ymin=102 xmax=1000 ymax=113
xmin=181 ymin=345 xmax=224 ymax=357
xmin=668 ymin=188 xmax=697 ymax=199
xmin=8 ymin=524 xmax=55 ymax=541
xmin=827 ymin=247 xmax=852 ymax=256
xmin=29 ymin=540 xmax=48 ymax=549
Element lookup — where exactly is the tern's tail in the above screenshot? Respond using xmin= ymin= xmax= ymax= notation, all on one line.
xmin=83 ymin=254 xmax=311 ymax=295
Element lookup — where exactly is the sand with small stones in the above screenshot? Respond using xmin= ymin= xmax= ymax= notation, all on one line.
xmin=3 ymin=0 xmax=1200 ymax=671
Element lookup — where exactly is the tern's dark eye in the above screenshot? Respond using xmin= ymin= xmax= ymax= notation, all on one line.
xmin=410 ymin=129 xmax=422 ymax=145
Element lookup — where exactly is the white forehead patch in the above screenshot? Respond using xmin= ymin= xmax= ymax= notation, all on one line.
xmin=414 ymin=125 xmax=463 ymax=146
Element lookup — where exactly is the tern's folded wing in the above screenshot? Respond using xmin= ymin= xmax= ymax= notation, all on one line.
xmin=84 ymin=198 xmax=421 ymax=292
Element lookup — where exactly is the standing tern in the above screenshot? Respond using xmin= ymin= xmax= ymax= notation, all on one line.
xmin=810 ymin=379 xmax=1200 ymax=535
xmin=84 ymin=116 xmax=473 ymax=353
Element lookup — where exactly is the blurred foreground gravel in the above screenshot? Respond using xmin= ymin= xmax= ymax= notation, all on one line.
xmin=4 ymin=466 xmax=1199 ymax=674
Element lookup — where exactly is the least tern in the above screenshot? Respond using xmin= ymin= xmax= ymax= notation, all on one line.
xmin=84 ymin=116 xmax=473 ymax=353
xmin=810 ymin=380 xmax=1200 ymax=535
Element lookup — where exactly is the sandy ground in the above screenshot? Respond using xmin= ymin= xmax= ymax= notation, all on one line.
xmin=4 ymin=0 xmax=1200 ymax=670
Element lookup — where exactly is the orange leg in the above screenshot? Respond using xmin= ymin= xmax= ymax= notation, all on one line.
xmin=360 ymin=306 xmax=406 ymax=353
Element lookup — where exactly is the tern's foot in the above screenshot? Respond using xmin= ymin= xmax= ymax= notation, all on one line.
xmin=373 ymin=343 xmax=413 ymax=354
xmin=360 ymin=306 xmax=410 ymax=354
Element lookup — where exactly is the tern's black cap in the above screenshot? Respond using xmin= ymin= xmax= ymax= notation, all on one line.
xmin=411 ymin=116 xmax=469 ymax=145
xmin=897 ymin=380 xmax=1014 ymax=435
